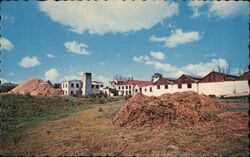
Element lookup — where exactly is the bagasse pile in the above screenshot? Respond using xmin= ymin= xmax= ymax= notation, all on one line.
xmin=10 ymin=78 xmax=62 ymax=96
xmin=113 ymin=91 xmax=223 ymax=128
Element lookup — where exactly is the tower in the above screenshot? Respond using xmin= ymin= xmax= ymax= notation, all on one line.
xmin=82 ymin=72 xmax=92 ymax=96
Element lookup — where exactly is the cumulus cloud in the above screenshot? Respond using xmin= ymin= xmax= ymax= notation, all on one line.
xmin=188 ymin=1 xmax=209 ymax=19
xmin=0 ymin=37 xmax=14 ymax=51
xmin=38 ymin=1 xmax=179 ymax=35
xmin=208 ymin=1 xmax=249 ymax=19
xmin=150 ymin=51 xmax=165 ymax=60
xmin=150 ymin=28 xmax=202 ymax=48
xmin=19 ymin=56 xmax=41 ymax=68
xmin=64 ymin=41 xmax=90 ymax=55
xmin=47 ymin=53 xmax=55 ymax=58
xmin=132 ymin=55 xmax=150 ymax=63
xmin=44 ymin=68 xmax=59 ymax=82
xmin=188 ymin=1 xmax=249 ymax=19
xmin=133 ymin=53 xmax=229 ymax=78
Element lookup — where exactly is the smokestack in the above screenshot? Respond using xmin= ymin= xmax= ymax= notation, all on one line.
xmin=82 ymin=72 xmax=92 ymax=96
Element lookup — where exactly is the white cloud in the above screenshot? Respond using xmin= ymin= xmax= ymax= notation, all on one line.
xmin=0 ymin=37 xmax=14 ymax=51
xmin=188 ymin=1 xmax=249 ymax=19
xmin=19 ymin=56 xmax=41 ymax=68
xmin=64 ymin=41 xmax=90 ymax=55
xmin=132 ymin=55 xmax=150 ymax=63
xmin=188 ymin=1 xmax=209 ymax=19
xmin=204 ymin=53 xmax=217 ymax=57
xmin=133 ymin=53 xmax=229 ymax=78
xmin=44 ymin=68 xmax=59 ymax=82
xmin=47 ymin=53 xmax=55 ymax=58
xmin=38 ymin=1 xmax=179 ymax=35
xmin=150 ymin=51 xmax=165 ymax=60
xmin=150 ymin=28 xmax=202 ymax=48
xmin=0 ymin=78 xmax=9 ymax=84
xmin=208 ymin=1 xmax=249 ymax=19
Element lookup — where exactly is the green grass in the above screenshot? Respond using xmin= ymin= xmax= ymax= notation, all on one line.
xmin=215 ymin=96 xmax=248 ymax=103
xmin=0 ymin=94 xmax=121 ymax=138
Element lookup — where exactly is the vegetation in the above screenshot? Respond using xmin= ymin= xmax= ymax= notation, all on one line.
xmin=0 ymin=94 xmax=121 ymax=138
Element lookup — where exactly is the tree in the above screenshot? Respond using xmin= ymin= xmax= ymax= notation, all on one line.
xmin=53 ymin=83 xmax=60 ymax=88
xmin=47 ymin=80 xmax=52 ymax=86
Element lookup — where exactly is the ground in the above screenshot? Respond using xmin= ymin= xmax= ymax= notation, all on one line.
xmin=1 ymin=94 xmax=249 ymax=156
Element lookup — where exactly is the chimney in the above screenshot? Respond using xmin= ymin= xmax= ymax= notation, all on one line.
xmin=82 ymin=72 xmax=92 ymax=96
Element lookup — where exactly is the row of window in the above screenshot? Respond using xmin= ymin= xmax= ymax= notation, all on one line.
xmin=62 ymin=83 xmax=80 ymax=88
xmin=91 ymin=84 xmax=104 ymax=89
xmin=118 ymin=85 xmax=132 ymax=90
xmin=145 ymin=84 xmax=192 ymax=92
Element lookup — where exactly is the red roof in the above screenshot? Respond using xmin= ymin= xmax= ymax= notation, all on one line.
xmin=124 ymin=80 xmax=153 ymax=86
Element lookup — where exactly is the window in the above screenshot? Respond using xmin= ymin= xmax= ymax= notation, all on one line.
xmin=187 ymin=84 xmax=192 ymax=88
xmin=91 ymin=85 xmax=94 ymax=88
xmin=135 ymin=89 xmax=138 ymax=93
xmin=62 ymin=84 xmax=64 ymax=88
xmin=129 ymin=91 xmax=131 ymax=95
xmin=144 ymin=88 xmax=147 ymax=92
xmin=96 ymin=85 xmax=99 ymax=88
xmin=76 ymin=84 xmax=79 ymax=88
xmin=126 ymin=91 xmax=128 ymax=95
xmin=122 ymin=86 xmax=124 ymax=89
xmin=65 ymin=84 xmax=67 ymax=88
xmin=65 ymin=91 xmax=67 ymax=95
xmin=100 ymin=85 xmax=103 ymax=88
xmin=126 ymin=86 xmax=128 ymax=89
xmin=178 ymin=84 xmax=182 ymax=89
xmin=71 ymin=83 xmax=74 ymax=88
xmin=165 ymin=85 xmax=168 ymax=89
xmin=157 ymin=86 xmax=160 ymax=89
xmin=118 ymin=86 xmax=121 ymax=89
xmin=139 ymin=88 xmax=142 ymax=93
xmin=129 ymin=86 xmax=131 ymax=89
xmin=150 ymin=87 xmax=152 ymax=92
xmin=71 ymin=91 xmax=74 ymax=95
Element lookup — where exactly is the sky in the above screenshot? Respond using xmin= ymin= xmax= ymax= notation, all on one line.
xmin=0 ymin=1 xmax=249 ymax=85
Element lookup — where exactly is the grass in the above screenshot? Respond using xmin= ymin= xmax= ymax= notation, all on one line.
xmin=215 ymin=96 xmax=248 ymax=103
xmin=0 ymin=94 xmax=121 ymax=138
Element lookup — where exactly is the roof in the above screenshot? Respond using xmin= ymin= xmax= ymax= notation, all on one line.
xmin=174 ymin=74 xmax=202 ymax=84
xmin=153 ymin=77 xmax=176 ymax=85
xmin=240 ymin=71 xmax=250 ymax=80
xmin=207 ymin=71 xmax=239 ymax=79
xmin=92 ymin=81 xmax=103 ymax=84
xmin=124 ymin=80 xmax=153 ymax=86
xmin=61 ymin=79 xmax=81 ymax=83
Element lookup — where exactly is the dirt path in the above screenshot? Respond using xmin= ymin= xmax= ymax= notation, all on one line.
xmin=2 ymin=101 xmax=249 ymax=156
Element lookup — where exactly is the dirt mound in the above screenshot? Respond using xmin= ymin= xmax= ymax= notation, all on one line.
xmin=112 ymin=92 xmax=223 ymax=128
xmin=10 ymin=78 xmax=62 ymax=96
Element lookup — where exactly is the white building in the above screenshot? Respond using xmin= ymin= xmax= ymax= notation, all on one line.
xmin=61 ymin=79 xmax=82 ymax=96
xmin=91 ymin=81 xmax=104 ymax=94
xmin=61 ymin=72 xmax=108 ymax=96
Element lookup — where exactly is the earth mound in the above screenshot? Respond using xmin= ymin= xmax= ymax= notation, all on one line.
xmin=10 ymin=78 xmax=62 ymax=96
xmin=112 ymin=91 xmax=223 ymax=128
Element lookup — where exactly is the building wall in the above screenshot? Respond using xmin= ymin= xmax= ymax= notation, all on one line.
xmin=92 ymin=82 xmax=104 ymax=94
xmin=141 ymin=80 xmax=249 ymax=97
xmin=61 ymin=80 xmax=82 ymax=96
xmin=116 ymin=84 xmax=134 ymax=96
xmin=198 ymin=80 xmax=249 ymax=96
xmin=142 ymin=83 xmax=198 ymax=96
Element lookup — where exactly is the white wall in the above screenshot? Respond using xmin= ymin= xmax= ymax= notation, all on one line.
xmin=141 ymin=81 xmax=249 ymax=97
xmin=198 ymin=80 xmax=249 ymax=96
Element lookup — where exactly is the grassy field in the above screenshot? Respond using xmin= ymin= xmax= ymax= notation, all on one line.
xmin=0 ymin=94 xmax=122 ymax=138
xmin=1 ymin=94 xmax=249 ymax=156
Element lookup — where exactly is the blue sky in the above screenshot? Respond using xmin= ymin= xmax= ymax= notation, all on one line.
xmin=0 ymin=1 xmax=249 ymax=85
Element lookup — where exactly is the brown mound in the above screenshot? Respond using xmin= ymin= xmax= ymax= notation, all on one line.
xmin=10 ymin=78 xmax=62 ymax=96
xmin=112 ymin=91 xmax=223 ymax=128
